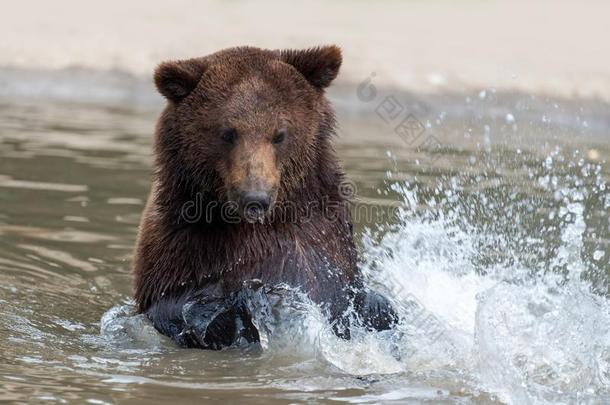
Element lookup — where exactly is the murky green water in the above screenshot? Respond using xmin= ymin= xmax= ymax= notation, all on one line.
xmin=0 ymin=89 xmax=609 ymax=404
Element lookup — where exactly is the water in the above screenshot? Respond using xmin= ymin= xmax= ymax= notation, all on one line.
xmin=0 ymin=89 xmax=609 ymax=404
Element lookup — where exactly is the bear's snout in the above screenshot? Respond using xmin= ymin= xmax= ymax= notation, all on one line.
xmin=224 ymin=141 xmax=279 ymax=222
xmin=239 ymin=190 xmax=273 ymax=222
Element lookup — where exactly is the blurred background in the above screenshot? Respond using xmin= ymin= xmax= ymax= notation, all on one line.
xmin=0 ymin=1 xmax=609 ymax=404
xmin=2 ymin=0 xmax=610 ymax=104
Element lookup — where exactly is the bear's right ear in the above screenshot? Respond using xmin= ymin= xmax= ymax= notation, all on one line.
xmin=154 ymin=58 xmax=208 ymax=103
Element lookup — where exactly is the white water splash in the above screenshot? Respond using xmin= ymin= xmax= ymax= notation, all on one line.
xmin=355 ymin=150 xmax=610 ymax=403
xmin=101 ymin=150 xmax=610 ymax=404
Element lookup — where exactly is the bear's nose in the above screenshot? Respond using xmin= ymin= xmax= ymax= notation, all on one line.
xmin=241 ymin=191 xmax=271 ymax=220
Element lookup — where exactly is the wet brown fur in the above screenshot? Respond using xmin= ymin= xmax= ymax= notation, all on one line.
xmin=133 ymin=46 xmax=359 ymax=321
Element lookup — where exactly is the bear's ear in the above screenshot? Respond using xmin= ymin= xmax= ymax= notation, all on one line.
xmin=154 ymin=58 xmax=208 ymax=103
xmin=279 ymin=45 xmax=342 ymax=89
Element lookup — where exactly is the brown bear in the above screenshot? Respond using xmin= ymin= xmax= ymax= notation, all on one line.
xmin=133 ymin=46 xmax=397 ymax=349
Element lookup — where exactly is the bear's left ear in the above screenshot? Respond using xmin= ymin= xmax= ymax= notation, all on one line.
xmin=279 ymin=45 xmax=342 ymax=89
xmin=154 ymin=58 xmax=208 ymax=103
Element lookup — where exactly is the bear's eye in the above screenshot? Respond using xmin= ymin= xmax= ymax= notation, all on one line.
xmin=221 ymin=128 xmax=237 ymax=144
xmin=272 ymin=129 xmax=287 ymax=144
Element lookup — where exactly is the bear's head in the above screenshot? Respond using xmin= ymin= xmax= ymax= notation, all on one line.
xmin=154 ymin=46 xmax=342 ymax=222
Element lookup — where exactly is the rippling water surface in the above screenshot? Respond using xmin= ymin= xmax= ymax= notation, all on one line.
xmin=0 ymin=91 xmax=609 ymax=404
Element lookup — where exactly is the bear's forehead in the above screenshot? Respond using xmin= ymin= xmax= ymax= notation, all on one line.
xmin=185 ymin=52 xmax=317 ymax=135
xmin=229 ymin=76 xmax=287 ymax=108
xmin=199 ymin=63 xmax=312 ymax=123
xmin=221 ymin=81 xmax=302 ymax=134
xmin=202 ymin=55 xmax=310 ymax=101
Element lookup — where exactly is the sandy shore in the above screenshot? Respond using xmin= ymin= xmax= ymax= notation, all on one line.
xmin=1 ymin=0 xmax=609 ymax=102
